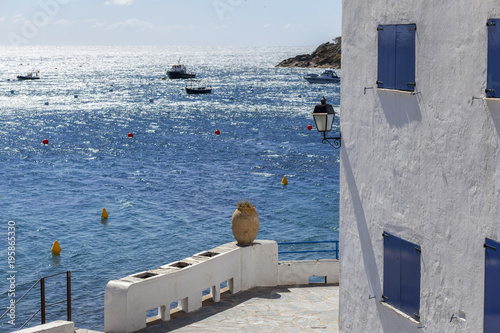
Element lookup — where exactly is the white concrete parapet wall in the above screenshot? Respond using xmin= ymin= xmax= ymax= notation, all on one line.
xmin=104 ymin=240 xmax=278 ymax=333
xmin=15 ymin=320 xmax=74 ymax=333
xmin=278 ymin=259 xmax=339 ymax=285
xmin=104 ymin=240 xmax=339 ymax=333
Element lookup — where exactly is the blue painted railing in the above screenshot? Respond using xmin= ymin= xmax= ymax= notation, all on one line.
xmin=277 ymin=240 xmax=339 ymax=259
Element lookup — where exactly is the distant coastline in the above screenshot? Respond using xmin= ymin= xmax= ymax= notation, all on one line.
xmin=276 ymin=37 xmax=341 ymax=69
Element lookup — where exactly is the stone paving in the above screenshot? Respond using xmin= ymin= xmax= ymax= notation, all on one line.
xmin=76 ymin=284 xmax=339 ymax=333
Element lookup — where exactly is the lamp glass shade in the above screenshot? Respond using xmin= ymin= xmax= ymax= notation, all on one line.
xmin=313 ymin=113 xmax=327 ymax=132
xmin=313 ymin=112 xmax=335 ymax=133
xmin=326 ymin=112 xmax=334 ymax=131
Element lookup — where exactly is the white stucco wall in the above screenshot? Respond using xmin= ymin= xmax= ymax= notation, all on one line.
xmin=340 ymin=1 xmax=500 ymax=332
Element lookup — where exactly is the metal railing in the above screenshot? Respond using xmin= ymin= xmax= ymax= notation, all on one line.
xmin=0 ymin=271 xmax=71 ymax=330
xmin=277 ymin=240 xmax=339 ymax=259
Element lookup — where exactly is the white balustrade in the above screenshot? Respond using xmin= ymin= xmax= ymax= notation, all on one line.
xmin=104 ymin=240 xmax=339 ymax=333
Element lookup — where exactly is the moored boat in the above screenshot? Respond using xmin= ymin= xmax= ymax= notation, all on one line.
xmin=17 ymin=71 xmax=40 ymax=80
xmin=185 ymin=80 xmax=212 ymax=94
xmin=186 ymin=87 xmax=212 ymax=94
xmin=167 ymin=63 xmax=195 ymax=79
xmin=304 ymin=70 xmax=340 ymax=84
xmin=185 ymin=86 xmax=212 ymax=94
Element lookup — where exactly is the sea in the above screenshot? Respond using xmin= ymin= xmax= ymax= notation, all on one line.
xmin=0 ymin=45 xmax=340 ymax=331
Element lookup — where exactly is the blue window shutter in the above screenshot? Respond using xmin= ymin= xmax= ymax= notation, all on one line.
xmin=383 ymin=232 xmax=401 ymax=309
xmin=487 ymin=19 xmax=500 ymax=98
xmin=395 ymin=24 xmax=416 ymax=91
xmin=378 ymin=25 xmax=396 ymax=89
xmin=400 ymin=239 xmax=421 ymax=320
xmin=484 ymin=238 xmax=500 ymax=332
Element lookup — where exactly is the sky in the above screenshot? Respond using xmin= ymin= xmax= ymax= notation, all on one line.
xmin=0 ymin=0 xmax=342 ymax=46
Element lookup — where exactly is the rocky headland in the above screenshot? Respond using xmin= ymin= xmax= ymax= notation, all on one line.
xmin=276 ymin=37 xmax=341 ymax=69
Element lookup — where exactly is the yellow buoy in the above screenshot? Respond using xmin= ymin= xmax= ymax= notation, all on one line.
xmin=281 ymin=176 xmax=288 ymax=185
xmin=51 ymin=240 xmax=61 ymax=254
xmin=101 ymin=208 xmax=108 ymax=219
xmin=161 ymin=77 xmax=166 ymax=80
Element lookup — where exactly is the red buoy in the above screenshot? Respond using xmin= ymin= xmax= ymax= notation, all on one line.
xmin=307 ymin=125 xmax=313 ymax=130
xmin=128 ymin=133 xmax=134 ymax=138
xmin=214 ymin=129 xmax=220 ymax=135
xmin=42 ymin=139 xmax=49 ymax=145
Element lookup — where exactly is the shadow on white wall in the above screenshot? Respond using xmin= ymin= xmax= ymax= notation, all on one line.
xmin=378 ymin=90 xmax=422 ymax=128
xmin=486 ymin=99 xmax=500 ymax=138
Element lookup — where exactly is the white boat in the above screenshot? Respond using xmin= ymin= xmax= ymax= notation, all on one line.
xmin=304 ymin=70 xmax=340 ymax=84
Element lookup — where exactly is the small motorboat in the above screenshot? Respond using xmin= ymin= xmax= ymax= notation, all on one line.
xmin=304 ymin=70 xmax=340 ymax=84
xmin=167 ymin=62 xmax=196 ymax=79
xmin=185 ymin=85 xmax=212 ymax=94
xmin=17 ymin=71 xmax=40 ymax=80
xmin=185 ymin=80 xmax=212 ymax=94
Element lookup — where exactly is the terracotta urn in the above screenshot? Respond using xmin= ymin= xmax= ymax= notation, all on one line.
xmin=231 ymin=202 xmax=259 ymax=245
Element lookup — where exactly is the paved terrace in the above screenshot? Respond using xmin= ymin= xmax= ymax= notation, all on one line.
xmin=76 ymin=284 xmax=339 ymax=333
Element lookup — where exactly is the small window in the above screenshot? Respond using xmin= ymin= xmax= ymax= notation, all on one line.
xmin=484 ymin=238 xmax=500 ymax=332
xmin=382 ymin=232 xmax=421 ymax=321
xmin=487 ymin=19 xmax=500 ymax=98
xmin=377 ymin=24 xmax=416 ymax=91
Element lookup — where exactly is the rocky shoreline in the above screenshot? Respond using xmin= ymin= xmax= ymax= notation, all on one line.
xmin=276 ymin=37 xmax=341 ymax=69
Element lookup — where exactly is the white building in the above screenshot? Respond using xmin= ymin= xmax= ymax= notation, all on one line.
xmin=340 ymin=0 xmax=500 ymax=332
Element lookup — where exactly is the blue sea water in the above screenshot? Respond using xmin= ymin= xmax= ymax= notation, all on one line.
xmin=0 ymin=46 xmax=340 ymax=331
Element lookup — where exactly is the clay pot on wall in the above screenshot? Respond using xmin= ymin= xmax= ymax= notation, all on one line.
xmin=231 ymin=201 xmax=259 ymax=245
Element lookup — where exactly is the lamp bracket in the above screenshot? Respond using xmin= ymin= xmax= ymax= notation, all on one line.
xmin=322 ymin=132 xmax=341 ymax=149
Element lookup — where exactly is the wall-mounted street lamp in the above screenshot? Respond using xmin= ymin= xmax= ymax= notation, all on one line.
xmin=311 ymin=97 xmax=341 ymax=148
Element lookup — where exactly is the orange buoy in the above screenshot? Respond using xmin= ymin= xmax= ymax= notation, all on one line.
xmin=128 ymin=133 xmax=133 ymax=138
xmin=307 ymin=125 xmax=313 ymax=130
xmin=42 ymin=139 xmax=49 ymax=145
xmin=214 ymin=129 xmax=220 ymax=135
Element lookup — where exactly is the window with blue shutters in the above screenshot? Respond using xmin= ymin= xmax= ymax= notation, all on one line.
xmin=487 ymin=19 xmax=500 ymax=98
xmin=382 ymin=232 xmax=421 ymax=321
xmin=377 ymin=24 xmax=416 ymax=92
xmin=484 ymin=238 xmax=500 ymax=332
